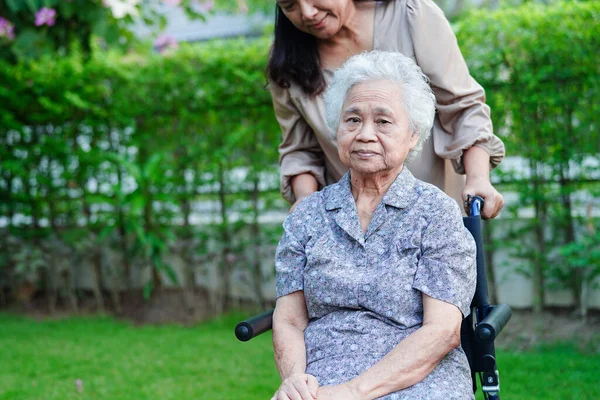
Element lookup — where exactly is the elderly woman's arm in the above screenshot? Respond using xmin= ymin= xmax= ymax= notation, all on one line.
xmin=315 ymin=295 xmax=462 ymax=400
xmin=273 ymin=198 xmax=321 ymax=400
xmin=272 ymin=291 xmax=319 ymax=400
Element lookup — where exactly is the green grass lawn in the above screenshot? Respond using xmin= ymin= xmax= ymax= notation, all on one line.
xmin=0 ymin=312 xmax=598 ymax=400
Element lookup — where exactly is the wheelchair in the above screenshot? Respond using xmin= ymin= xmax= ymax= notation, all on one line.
xmin=235 ymin=196 xmax=512 ymax=400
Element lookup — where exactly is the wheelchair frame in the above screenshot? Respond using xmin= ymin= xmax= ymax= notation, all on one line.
xmin=235 ymin=196 xmax=512 ymax=400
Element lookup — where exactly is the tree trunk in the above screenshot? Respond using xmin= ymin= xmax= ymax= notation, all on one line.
xmin=47 ymin=250 xmax=58 ymax=314
xmin=217 ymin=162 xmax=231 ymax=314
xmin=31 ymin=202 xmax=51 ymax=312
xmin=580 ymin=281 xmax=588 ymax=322
xmin=559 ymin=107 xmax=581 ymax=313
xmin=0 ymin=264 xmax=6 ymax=307
xmin=80 ymin=192 xmax=105 ymax=312
xmin=2 ymin=149 xmax=15 ymax=305
xmin=65 ymin=254 xmax=80 ymax=314
xmin=5 ymin=170 xmax=14 ymax=226
xmin=250 ymin=173 xmax=266 ymax=308
xmin=181 ymin=197 xmax=196 ymax=314
xmin=581 ymin=203 xmax=595 ymax=321
xmin=531 ymin=160 xmax=546 ymax=315
xmin=26 ymin=131 xmax=52 ymax=313
xmin=147 ymin=199 xmax=163 ymax=292
xmin=46 ymin=195 xmax=62 ymax=314
xmin=139 ymin=143 xmax=162 ymax=294
xmin=118 ymin=212 xmax=132 ymax=290
xmin=110 ymin=131 xmax=132 ymax=291
xmin=558 ymin=167 xmax=579 ymax=311
xmin=92 ymin=248 xmax=105 ymax=312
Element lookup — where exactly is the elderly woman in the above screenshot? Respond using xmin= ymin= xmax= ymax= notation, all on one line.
xmin=271 ymin=51 xmax=477 ymax=400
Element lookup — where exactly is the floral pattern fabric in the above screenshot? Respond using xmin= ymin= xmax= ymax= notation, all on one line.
xmin=275 ymin=168 xmax=477 ymax=399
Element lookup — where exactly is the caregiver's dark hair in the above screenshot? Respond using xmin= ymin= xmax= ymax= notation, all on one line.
xmin=267 ymin=1 xmax=390 ymax=96
xmin=267 ymin=6 xmax=323 ymax=96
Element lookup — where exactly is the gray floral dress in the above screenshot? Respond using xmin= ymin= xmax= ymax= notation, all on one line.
xmin=275 ymin=168 xmax=477 ymax=399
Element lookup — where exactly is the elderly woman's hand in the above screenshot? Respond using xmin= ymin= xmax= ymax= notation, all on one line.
xmin=271 ymin=373 xmax=319 ymax=400
xmin=315 ymin=383 xmax=363 ymax=400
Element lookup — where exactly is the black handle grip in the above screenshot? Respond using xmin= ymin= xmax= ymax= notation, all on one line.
xmin=475 ymin=304 xmax=512 ymax=343
xmin=466 ymin=195 xmax=484 ymax=218
xmin=235 ymin=309 xmax=274 ymax=342
xmin=463 ymin=214 xmax=489 ymax=309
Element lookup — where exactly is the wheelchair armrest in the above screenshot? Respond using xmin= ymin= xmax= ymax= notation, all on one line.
xmin=475 ymin=304 xmax=512 ymax=343
xmin=235 ymin=309 xmax=274 ymax=342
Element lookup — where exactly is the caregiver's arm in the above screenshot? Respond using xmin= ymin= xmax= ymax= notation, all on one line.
xmin=320 ymin=294 xmax=462 ymax=400
xmin=272 ymin=291 xmax=319 ymax=400
xmin=271 ymin=83 xmax=326 ymax=206
xmin=291 ymin=174 xmax=319 ymax=211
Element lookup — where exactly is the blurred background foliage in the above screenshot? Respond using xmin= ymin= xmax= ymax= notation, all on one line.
xmin=0 ymin=0 xmax=270 ymax=62
xmin=457 ymin=0 xmax=600 ymax=317
xmin=0 ymin=36 xmax=282 ymax=313
xmin=0 ymin=0 xmax=599 ymax=318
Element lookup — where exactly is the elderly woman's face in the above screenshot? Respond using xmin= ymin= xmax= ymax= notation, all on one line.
xmin=337 ymin=80 xmax=419 ymax=176
xmin=276 ymin=0 xmax=352 ymax=39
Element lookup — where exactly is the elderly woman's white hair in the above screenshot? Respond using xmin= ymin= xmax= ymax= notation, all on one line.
xmin=324 ymin=51 xmax=436 ymax=162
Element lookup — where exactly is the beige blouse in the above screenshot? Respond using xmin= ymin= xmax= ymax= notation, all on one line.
xmin=271 ymin=0 xmax=505 ymax=205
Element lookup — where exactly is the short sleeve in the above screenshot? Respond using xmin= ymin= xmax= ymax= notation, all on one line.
xmin=275 ymin=224 xmax=306 ymax=298
xmin=406 ymin=0 xmax=505 ymax=173
xmin=413 ymin=197 xmax=476 ymax=317
xmin=270 ymin=83 xmax=327 ymax=203
xmin=274 ymin=195 xmax=321 ymax=297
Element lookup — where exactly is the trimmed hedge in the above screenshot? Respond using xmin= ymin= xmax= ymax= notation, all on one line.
xmin=456 ymin=1 xmax=600 ymax=312
xmin=0 ymin=1 xmax=599 ymax=311
xmin=0 ymin=37 xmax=282 ymax=307
xmin=456 ymin=0 xmax=600 ymax=157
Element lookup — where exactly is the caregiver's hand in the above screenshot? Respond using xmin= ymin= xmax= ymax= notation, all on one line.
xmin=462 ymin=146 xmax=504 ymax=219
xmin=462 ymin=176 xmax=504 ymax=219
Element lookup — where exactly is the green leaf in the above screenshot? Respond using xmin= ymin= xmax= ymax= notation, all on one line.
xmin=163 ymin=262 xmax=178 ymax=285
xmin=6 ymin=0 xmax=22 ymax=12
xmin=142 ymin=153 xmax=164 ymax=180
xmin=11 ymin=29 xmax=55 ymax=60
xmin=92 ymin=19 xmax=121 ymax=45
xmin=57 ymin=0 xmax=75 ymax=19
xmin=98 ymin=225 xmax=115 ymax=242
xmin=25 ymin=0 xmax=41 ymax=13
xmin=129 ymin=193 xmax=146 ymax=215
xmin=106 ymin=153 xmax=141 ymax=182
xmin=64 ymin=91 xmax=90 ymax=110
xmin=143 ymin=280 xmax=153 ymax=300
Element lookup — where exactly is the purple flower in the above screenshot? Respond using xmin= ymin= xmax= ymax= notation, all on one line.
xmin=0 ymin=17 xmax=15 ymax=40
xmin=199 ymin=0 xmax=214 ymax=12
xmin=237 ymin=0 xmax=247 ymax=14
xmin=103 ymin=0 xmax=140 ymax=19
xmin=35 ymin=7 xmax=57 ymax=27
xmin=154 ymin=34 xmax=178 ymax=53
